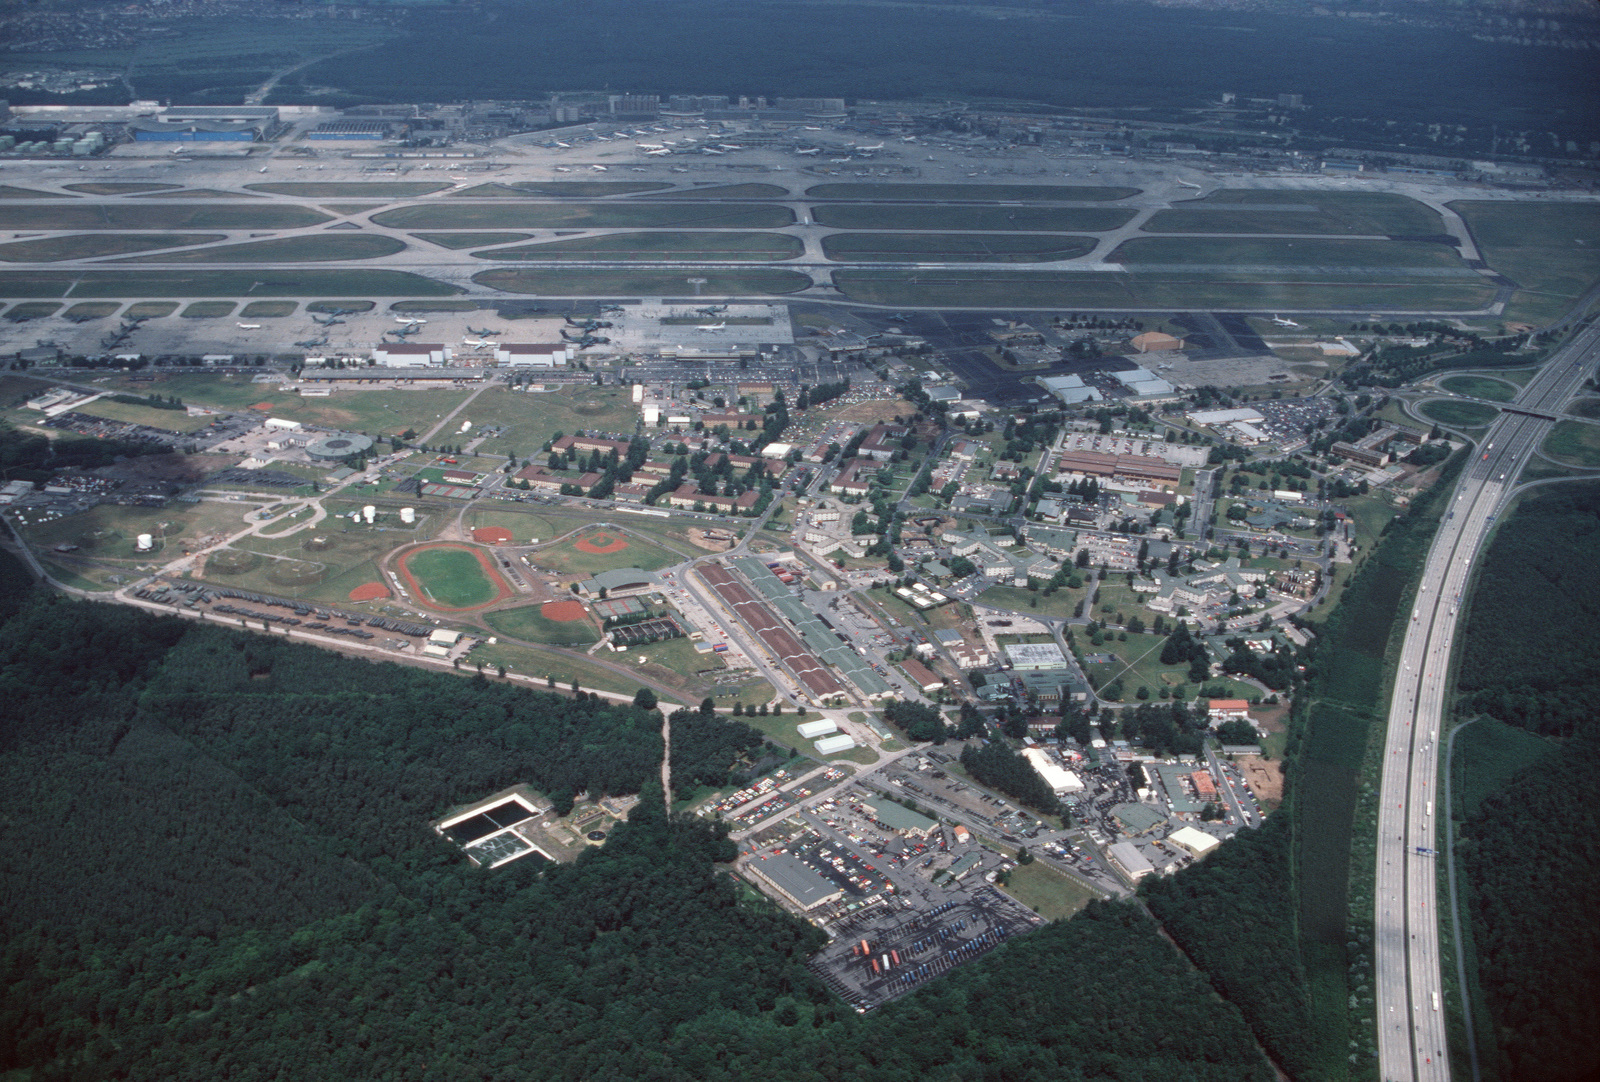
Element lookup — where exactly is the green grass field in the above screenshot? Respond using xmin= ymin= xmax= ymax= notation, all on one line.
xmin=476 ymin=231 xmax=803 ymax=261
xmin=87 ymin=371 xmax=472 ymax=435
xmin=1150 ymin=189 xmax=1444 ymax=235
xmin=452 ymin=384 xmax=639 ymax=456
xmin=484 ymin=603 xmax=600 ymax=645
xmin=532 ymin=528 xmax=681 ymax=577
xmin=373 ymin=202 xmax=794 ymax=230
xmin=475 ymin=267 xmax=811 ymax=296
xmin=1449 ymin=716 xmax=1554 ymax=821
xmin=77 ymin=396 xmax=216 ymax=431
xmin=1111 ymin=235 xmax=1473 ymax=270
xmin=239 ymin=300 xmax=298 ymax=318
xmin=245 ymin=182 xmax=452 ymax=197
xmin=181 ymin=301 xmax=236 ymax=318
xmin=5 ymin=302 xmax=61 ymax=319
xmin=61 ymin=301 xmax=121 ymax=320
xmin=1079 ymin=631 xmax=1255 ymax=702
xmin=1570 ymin=398 xmax=1600 ymax=420
xmin=1542 ymin=420 xmax=1600 ymax=467
xmin=412 ymin=232 xmax=533 ymax=249
xmin=0 ymin=184 xmax=63 ymax=198
xmin=467 ymin=506 xmax=614 ymax=545
xmin=998 ymin=858 xmax=1097 ymax=920
xmin=452 ymin=181 xmax=674 ymax=198
xmin=980 ymin=583 xmax=1086 ymax=620
xmin=0 ymin=232 xmax=225 ymax=262
xmin=63 ymin=182 xmax=182 ymax=195
xmin=1449 ymin=201 xmax=1600 ymax=325
xmin=136 ymin=188 xmax=263 ymax=199
xmin=0 ymin=204 xmax=332 ymax=230
xmin=831 ymin=268 xmax=1494 ymax=311
xmin=1438 ymin=374 xmax=1517 ymax=401
xmin=659 ymin=183 xmax=789 ymax=199
xmin=119 ymin=234 xmax=406 ymax=263
xmin=20 ymin=500 xmax=246 ymax=564
xmin=806 ymin=183 xmax=1138 ymax=202
xmin=822 ymin=232 xmax=1095 ymax=262
xmin=0 ymin=268 xmax=460 ymax=298
xmin=124 ymin=301 xmax=177 ymax=318
xmin=1420 ymin=398 xmax=1499 ymax=429
xmin=404 ymin=545 xmax=502 ymax=608
xmin=812 ymin=204 xmax=1133 ymax=232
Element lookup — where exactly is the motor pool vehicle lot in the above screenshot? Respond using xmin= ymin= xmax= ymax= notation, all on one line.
xmin=809 ymin=887 xmax=1040 ymax=1011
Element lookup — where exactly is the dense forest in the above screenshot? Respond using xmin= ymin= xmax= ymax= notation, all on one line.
xmin=0 ymin=560 xmax=1281 ymax=1080
xmin=1453 ymin=482 xmax=1600 ymax=1082
xmin=269 ymin=1 xmax=1600 ymax=149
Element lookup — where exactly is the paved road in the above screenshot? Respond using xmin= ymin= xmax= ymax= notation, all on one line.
xmin=1375 ymin=313 xmax=1600 ymax=1082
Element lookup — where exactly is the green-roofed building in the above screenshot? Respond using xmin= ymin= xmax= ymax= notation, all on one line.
xmin=862 ymin=796 xmax=938 ymax=839
xmin=1112 ymin=802 xmax=1165 ymax=836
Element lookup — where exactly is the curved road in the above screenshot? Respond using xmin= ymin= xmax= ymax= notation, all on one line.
xmin=1375 ymin=313 xmax=1600 ymax=1082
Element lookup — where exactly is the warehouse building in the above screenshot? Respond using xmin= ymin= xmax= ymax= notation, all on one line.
xmin=861 ymin=797 xmax=938 ymax=840
xmin=814 ymin=733 xmax=857 ymax=756
xmin=307 ymin=120 xmax=390 ymax=140
xmin=131 ymin=106 xmax=282 ymax=142
xmin=1021 ymin=747 xmax=1084 ymax=794
xmin=1039 ymin=373 xmax=1103 ymax=405
xmin=1168 ymin=825 xmax=1221 ymax=859
xmin=746 ymin=852 xmax=844 ymax=911
xmin=373 ymin=343 xmax=452 ymax=367
xmin=797 ymin=719 xmax=839 ymax=739
xmin=496 ymin=343 xmax=569 ymax=367
xmin=1003 ymin=642 xmax=1068 ymax=671
xmin=1108 ymin=840 xmax=1154 ymax=881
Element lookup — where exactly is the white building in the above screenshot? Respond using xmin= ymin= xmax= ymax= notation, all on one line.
xmin=797 ymin=719 xmax=839 ymax=739
xmin=1107 ymin=840 xmax=1154 ymax=881
xmin=1168 ymin=826 xmax=1220 ymax=859
xmin=373 ymin=344 xmax=452 ymax=367
xmin=496 ymin=343 xmax=569 ymax=367
xmin=264 ymin=418 xmax=303 ymax=432
xmin=1021 ymin=747 xmax=1084 ymax=794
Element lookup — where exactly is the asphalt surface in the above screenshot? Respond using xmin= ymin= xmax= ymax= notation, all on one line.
xmin=1374 ymin=314 xmax=1600 ymax=1082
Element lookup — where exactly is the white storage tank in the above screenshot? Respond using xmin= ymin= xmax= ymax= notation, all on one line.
xmin=135 ymin=534 xmax=154 ymax=552
xmin=400 ymin=507 xmax=416 ymax=525
xmin=797 ymin=719 xmax=839 ymax=739
xmin=362 ymin=505 xmax=376 ymax=524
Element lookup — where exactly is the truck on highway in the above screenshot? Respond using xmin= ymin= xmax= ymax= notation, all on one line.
xmin=1432 ymin=992 xmax=1440 ymax=1012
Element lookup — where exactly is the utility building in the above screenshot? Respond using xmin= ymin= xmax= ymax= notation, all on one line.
xmin=746 ymin=852 xmax=843 ymax=911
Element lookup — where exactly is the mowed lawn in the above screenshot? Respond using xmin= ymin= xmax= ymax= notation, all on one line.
xmin=1449 ymin=201 xmax=1600 ymax=325
xmin=485 ymin=604 xmax=600 ymax=645
xmin=404 ymin=546 xmax=502 ymax=608
xmin=475 ymin=231 xmax=803 ymax=261
xmin=1146 ymin=189 xmax=1444 ymax=235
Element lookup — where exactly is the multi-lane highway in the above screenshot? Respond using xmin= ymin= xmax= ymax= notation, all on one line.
xmin=1376 ymin=315 xmax=1600 ymax=1082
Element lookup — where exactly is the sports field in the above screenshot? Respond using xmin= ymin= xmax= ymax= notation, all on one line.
xmin=0 ymin=233 xmax=224 ymax=262
xmin=484 ymin=601 xmax=600 ymax=645
xmin=806 ymin=183 xmax=1138 ymax=202
xmin=118 ymin=234 xmax=406 ymax=263
xmin=372 ymin=202 xmax=794 ymax=230
xmin=474 ymin=267 xmax=811 ymax=296
xmin=811 ymin=204 xmax=1134 ymax=232
xmin=822 ymin=232 xmax=1095 ymax=263
xmin=398 ymin=543 xmax=513 ymax=611
xmin=533 ymin=528 xmax=680 ymax=576
xmin=476 ymin=231 xmax=803 ymax=261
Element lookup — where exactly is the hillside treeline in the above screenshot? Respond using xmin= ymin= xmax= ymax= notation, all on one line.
xmin=1454 ymin=481 xmax=1600 ymax=1081
xmin=0 ymin=563 xmax=1278 ymax=1081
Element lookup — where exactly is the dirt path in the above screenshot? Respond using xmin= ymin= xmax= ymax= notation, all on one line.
xmin=660 ymin=710 xmax=672 ymax=814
